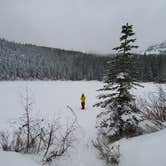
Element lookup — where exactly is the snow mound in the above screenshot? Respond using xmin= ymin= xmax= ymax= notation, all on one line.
xmin=0 ymin=151 xmax=40 ymax=166
xmin=119 ymin=129 xmax=166 ymax=166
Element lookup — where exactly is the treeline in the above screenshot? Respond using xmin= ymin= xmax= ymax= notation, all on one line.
xmin=137 ymin=54 xmax=166 ymax=82
xmin=0 ymin=38 xmax=166 ymax=82
xmin=0 ymin=38 xmax=108 ymax=80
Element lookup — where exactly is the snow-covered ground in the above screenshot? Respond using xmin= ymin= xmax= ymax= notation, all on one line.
xmin=0 ymin=81 xmax=165 ymax=166
xmin=0 ymin=151 xmax=40 ymax=166
xmin=120 ymin=129 xmax=166 ymax=166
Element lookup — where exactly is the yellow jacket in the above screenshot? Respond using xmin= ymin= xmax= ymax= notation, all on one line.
xmin=81 ymin=95 xmax=86 ymax=102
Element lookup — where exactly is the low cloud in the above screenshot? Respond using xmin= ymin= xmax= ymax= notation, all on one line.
xmin=0 ymin=0 xmax=165 ymax=53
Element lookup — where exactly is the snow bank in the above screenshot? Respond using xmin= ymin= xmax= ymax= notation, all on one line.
xmin=120 ymin=129 xmax=166 ymax=166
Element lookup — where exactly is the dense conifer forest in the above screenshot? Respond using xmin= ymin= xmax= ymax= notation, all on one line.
xmin=0 ymin=38 xmax=166 ymax=82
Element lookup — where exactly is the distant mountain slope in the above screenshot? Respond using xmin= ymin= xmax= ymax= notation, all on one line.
xmin=0 ymin=38 xmax=109 ymax=80
xmin=0 ymin=38 xmax=166 ymax=82
xmin=146 ymin=41 xmax=166 ymax=55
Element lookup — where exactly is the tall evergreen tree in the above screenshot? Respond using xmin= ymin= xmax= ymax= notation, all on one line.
xmin=95 ymin=23 xmax=143 ymax=142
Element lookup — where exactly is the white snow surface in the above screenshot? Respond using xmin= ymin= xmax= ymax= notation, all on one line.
xmin=0 ymin=81 xmax=165 ymax=166
xmin=0 ymin=151 xmax=40 ymax=166
xmin=119 ymin=129 xmax=166 ymax=166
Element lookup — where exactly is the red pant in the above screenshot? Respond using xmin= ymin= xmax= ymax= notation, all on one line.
xmin=81 ymin=102 xmax=85 ymax=110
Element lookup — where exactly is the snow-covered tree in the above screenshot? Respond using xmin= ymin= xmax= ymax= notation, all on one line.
xmin=95 ymin=23 xmax=144 ymax=142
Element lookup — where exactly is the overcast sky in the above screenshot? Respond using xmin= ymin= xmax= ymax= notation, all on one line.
xmin=0 ymin=0 xmax=165 ymax=54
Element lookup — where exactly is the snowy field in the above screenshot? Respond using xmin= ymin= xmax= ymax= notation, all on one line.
xmin=0 ymin=81 xmax=166 ymax=166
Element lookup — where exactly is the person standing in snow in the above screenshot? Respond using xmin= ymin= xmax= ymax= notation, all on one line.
xmin=80 ymin=93 xmax=86 ymax=110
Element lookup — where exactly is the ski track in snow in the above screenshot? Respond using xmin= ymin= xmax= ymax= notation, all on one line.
xmin=0 ymin=81 xmax=165 ymax=166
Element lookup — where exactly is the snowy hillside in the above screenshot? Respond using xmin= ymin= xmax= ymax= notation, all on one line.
xmin=0 ymin=81 xmax=165 ymax=166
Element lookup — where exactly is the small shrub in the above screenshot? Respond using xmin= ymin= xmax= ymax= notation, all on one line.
xmin=0 ymin=131 xmax=11 ymax=151
xmin=139 ymin=86 xmax=166 ymax=122
xmin=0 ymin=90 xmax=77 ymax=164
xmin=93 ymin=138 xmax=120 ymax=165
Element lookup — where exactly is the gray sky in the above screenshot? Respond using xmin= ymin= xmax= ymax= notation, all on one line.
xmin=0 ymin=0 xmax=165 ymax=54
